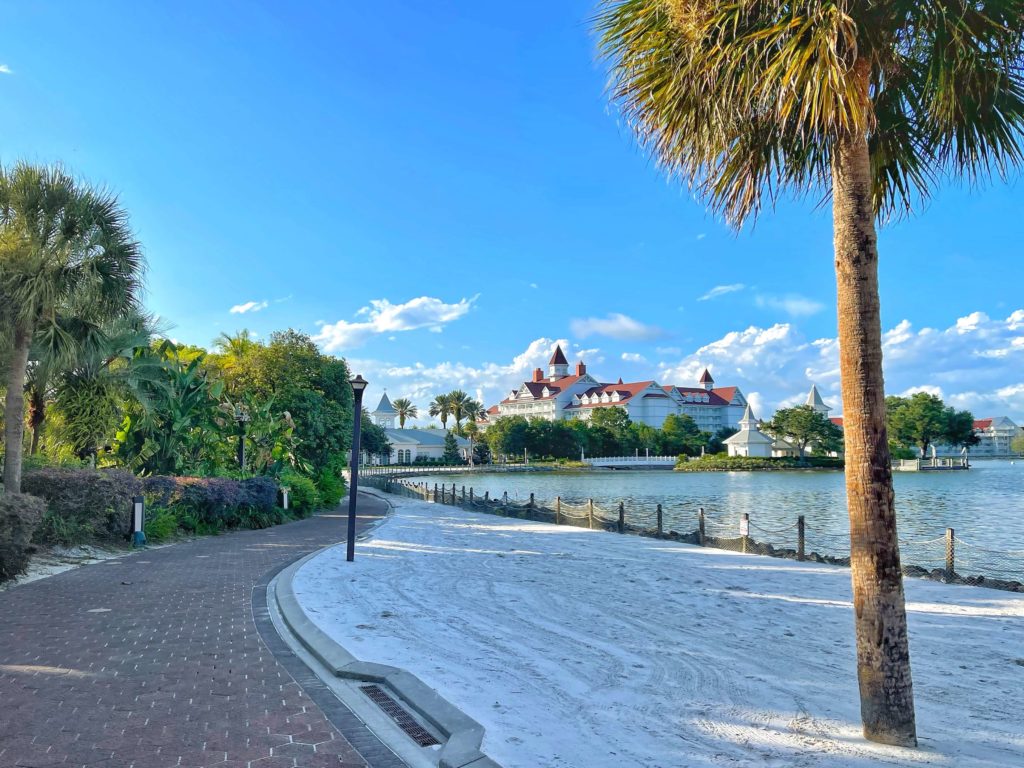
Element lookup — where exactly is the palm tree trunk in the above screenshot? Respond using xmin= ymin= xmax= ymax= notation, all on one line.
xmin=3 ymin=326 xmax=32 ymax=493
xmin=28 ymin=391 xmax=46 ymax=456
xmin=832 ymin=71 xmax=917 ymax=747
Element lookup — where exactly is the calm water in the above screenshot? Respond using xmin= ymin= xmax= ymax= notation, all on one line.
xmin=412 ymin=461 xmax=1024 ymax=579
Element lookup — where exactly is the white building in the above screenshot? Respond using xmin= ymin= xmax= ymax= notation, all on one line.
xmin=932 ymin=415 xmax=1023 ymax=457
xmin=369 ymin=394 xmax=472 ymax=465
xmin=723 ymin=405 xmax=775 ymax=457
xmin=484 ymin=346 xmax=748 ymax=432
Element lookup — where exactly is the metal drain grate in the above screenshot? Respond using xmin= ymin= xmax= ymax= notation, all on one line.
xmin=360 ymin=684 xmax=441 ymax=747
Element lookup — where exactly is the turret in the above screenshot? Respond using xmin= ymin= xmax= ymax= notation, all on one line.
xmin=806 ymin=384 xmax=831 ymax=417
xmin=699 ymin=368 xmax=714 ymax=391
xmin=548 ymin=344 xmax=569 ymax=380
xmin=372 ymin=393 xmax=397 ymax=429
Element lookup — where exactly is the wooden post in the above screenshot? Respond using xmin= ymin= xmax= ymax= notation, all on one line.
xmin=529 ymin=492 xmax=535 ymax=509
xmin=461 ymin=485 xmax=466 ymax=503
xmin=797 ymin=515 xmax=806 ymax=561
xmin=588 ymin=499 xmax=594 ymax=530
xmin=441 ymin=485 xmax=446 ymax=504
xmin=656 ymin=504 xmax=663 ymax=536
xmin=469 ymin=487 xmax=474 ymax=503
xmin=945 ymin=528 xmax=955 ymax=579
xmin=618 ymin=501 xmax=625 ymax=534
xmin=485 ymin=491 xmax=490 ymax=503
xmin=451 ymin=484 xmax=457 ymax=504
xmin=433 ymin=483 xmax=438 ymax=503
xmin=555 ymin=496 xmax=561 ymax=524
xmin=698 ymin=507 xmax=706 ymax=545
xmin=741 ymin=513 xmax=750 ymax=553
xmin=503 ymin=491 xmax=508 ymax=507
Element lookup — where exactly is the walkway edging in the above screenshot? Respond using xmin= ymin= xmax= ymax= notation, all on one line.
xmin=274 ymin=496 xmax=502 ymax=768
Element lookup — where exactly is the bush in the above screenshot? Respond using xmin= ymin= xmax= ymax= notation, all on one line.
xmin=676 ymin=454 xmax=845 ymax=471
xmin=23 ymin=467 xmax=141 ymax=543
xmin=281 ymin=469 xmax=320 ymax=517
xmin=143 ymin=508 xmax=179 ymax=542
xmin=1 ymin=493 xmax=47 ymax=582
xmin=315 ymin=468 xmax=346 ymax=508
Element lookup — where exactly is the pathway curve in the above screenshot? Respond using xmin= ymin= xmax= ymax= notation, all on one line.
xmin=0 ymin=493 xmax=404 ymax=768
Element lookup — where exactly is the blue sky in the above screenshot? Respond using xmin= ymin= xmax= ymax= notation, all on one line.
xmin=3 ymin=1 xmax=1023 ymax=421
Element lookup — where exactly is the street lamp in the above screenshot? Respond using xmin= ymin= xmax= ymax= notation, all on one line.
xmin=347 ymin=374 xmax=368 ymax=562
xmin=234 ymin=404 xmax=251 ymax=473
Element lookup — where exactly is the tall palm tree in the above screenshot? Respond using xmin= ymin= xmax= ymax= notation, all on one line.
xmin=428 ymin=394 xmax=453 ymax=430
xmin=447 ymin=390 xmax=478 ymax=430
xmin=597 ymin=0 xmax=1024 ymax=747
xmin=391 ymin=397 xmax=418 ymax=428
xmin=0 ymin=163 xmax=143 ymax=492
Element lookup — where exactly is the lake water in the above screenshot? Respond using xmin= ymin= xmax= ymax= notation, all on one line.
xmin=410 ymin=460 xmax=1024 ymax=581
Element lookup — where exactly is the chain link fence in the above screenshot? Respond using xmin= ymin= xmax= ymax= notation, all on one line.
xmin=363 ymin=473 xmax=1024 ymax=594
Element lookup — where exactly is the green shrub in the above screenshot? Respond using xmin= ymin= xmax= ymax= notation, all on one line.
xmin=1 ymin=493 xmax=47 ymax=582
xmin=281 ymin=470 xmax=320 ymax=517
xmin=34 ymin=510 xmax=96 ymax=547
xmin=676 ymin=454 xmax=845 ymax=471
xmin=23 ymin=467 xmax=141 ymax=543
xmin=143 ymin=508 xmax=179 ymax=542
xmin=315 ymin=468 xmax=346 ymax=508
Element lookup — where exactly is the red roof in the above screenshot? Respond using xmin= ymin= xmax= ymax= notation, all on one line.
xmin=699 ymin=368 xmax=714 ymax=383
xmin=663 ymin=385 xmax=734 ymax=407
xmin=973 ymin=419 xmax=993 ymax=430
xmin=487 ymin=405 xmax=499 ymax=414
xmin=830 ymin=417 xmax=844 ymax=427
xmin=549 ymin=345 xmax=568 ymax=366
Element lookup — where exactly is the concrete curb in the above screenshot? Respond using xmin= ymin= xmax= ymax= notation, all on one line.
xmin=275 ymin=492 xmax=502 ymax=768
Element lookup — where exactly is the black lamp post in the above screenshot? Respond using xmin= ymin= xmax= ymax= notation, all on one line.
xmin=234 ymin=404 xmax=251 ymax=474
xmin=347 ymin=374 xmax=368 ymax=562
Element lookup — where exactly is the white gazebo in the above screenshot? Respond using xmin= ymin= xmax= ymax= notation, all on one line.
xmin=723 ymin=404 xmax=775 ymax=458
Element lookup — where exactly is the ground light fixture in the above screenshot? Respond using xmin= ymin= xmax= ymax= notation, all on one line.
xmin=347 ymin=375 xmax=368 ymax=562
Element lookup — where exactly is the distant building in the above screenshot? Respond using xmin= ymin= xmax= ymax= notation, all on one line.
xmin=483 ymin=345 xmax=748 ymax=432
xmin=371 ymin=393 xmax=397 ymax=428
xmin=369 ymin=394 xmax=471 ymax=464
xmin=934 ymin=415 xmax=1023 ymax=457
xmin=723 ymin=405 xmax=775 ymax=457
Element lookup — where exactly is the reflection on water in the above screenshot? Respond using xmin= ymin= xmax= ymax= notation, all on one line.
xmin=415 ymin=460 xmax=1024 ymax=554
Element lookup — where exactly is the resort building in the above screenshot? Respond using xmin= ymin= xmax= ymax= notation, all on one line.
xmin=483 ymin=346 xmax=748 ymax=432
xmin=369 ymin=393 xmax=472 ymax=464
xmin=931 ymin=415 xmax=1023 ymax=458
xmin=723 ymin=405 xmax=775 ymax=457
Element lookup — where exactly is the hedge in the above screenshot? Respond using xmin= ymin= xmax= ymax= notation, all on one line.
xmin=1 ymin=493 xmax=47 ymax=581
xmin=22 ymin=467 xmax=141 ymax=541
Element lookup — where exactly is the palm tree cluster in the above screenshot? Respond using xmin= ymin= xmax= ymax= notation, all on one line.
xmin=597 ymin=0 xmax=1024 ymax=747
xmin=428 ymin=390 xmax=484 ymax=433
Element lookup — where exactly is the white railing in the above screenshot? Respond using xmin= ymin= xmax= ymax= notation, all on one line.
xmin=584 ymin=456 xmax=677 ymax=467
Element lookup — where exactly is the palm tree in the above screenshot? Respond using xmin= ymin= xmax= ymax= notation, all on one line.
xmin=214 ymin=329 xmax=257 ymax=360
xmin=428 ymin=394 xmax=453 ymax=430
xmin=0 ymin=163 xmax=143 ymax=492
xmin=597 ymin=0 xmax=1024 ymax=747
xmin=391 ymin=397 xmax=418 ymax=428
xmin=447 ymin=390 xmax=478 ymax=431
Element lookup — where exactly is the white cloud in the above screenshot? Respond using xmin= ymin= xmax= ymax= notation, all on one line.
xmin=0 ymin=65 xmax=12 ymax=75
xmin=696 ymin=233 xmax=707 ymax=241
xmin=570 ymin=313 xmax=665 ymax=341
xmin=656 ymin=346 xmax=681 ymax=356
xmin=621 ymin=352 xmax=647 ymax=363
xmin=658 ymin=308 xmax=1024 ymax=419
xmin=529 ymin=283 xmax=539 ymax=289
xmin=230 ymin=300 xmax=269 ymax=314
xmin=698 ymin=283 xmax=745 ymax=301
xmin=314 ymin=295 xmax=478 ymax=351
xmin=755 ymin=293 xmax=826 ymax=317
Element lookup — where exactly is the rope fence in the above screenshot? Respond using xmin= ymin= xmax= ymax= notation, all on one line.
xmin=362 ymin=474 xmax=1024 ymax=594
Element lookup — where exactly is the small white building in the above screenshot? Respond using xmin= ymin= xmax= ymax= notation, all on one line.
xmin=379 ymin=428 xmax=472 ymax=465
xmin=723 ymin=405 xmax=775 ymax=458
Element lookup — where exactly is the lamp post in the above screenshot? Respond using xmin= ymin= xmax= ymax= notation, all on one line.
xmin=347 ymin=375 xmax=368 ymax=562
xmin=234 ymin=404 xmax=251 ymax=474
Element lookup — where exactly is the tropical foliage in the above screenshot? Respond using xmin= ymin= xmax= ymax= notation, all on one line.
xmin=763 ymin=406 xmax=844 ymax=459
xmin=886 ymin=393 xmax=978 ymax=455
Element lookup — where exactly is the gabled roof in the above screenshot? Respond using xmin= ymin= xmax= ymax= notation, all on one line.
xmin=973 ymin=418 xmax=993 ymax=430
xmin=549 ymin=345 xmax=568 ymax=366
xmin=374 ymin=393 xmax=396 ymax=414
xmin=699 ymin=368 xmax=714 ymax=383
xmin=383 ymin=428 xmax=470 ymax=447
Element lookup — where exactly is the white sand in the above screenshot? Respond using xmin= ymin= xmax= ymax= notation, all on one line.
xmin=293 ymin=495 xmax=1024 ymax=768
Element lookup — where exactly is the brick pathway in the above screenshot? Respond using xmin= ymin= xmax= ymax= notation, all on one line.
xmin=0 ymin=494 xmax=406 ymax=768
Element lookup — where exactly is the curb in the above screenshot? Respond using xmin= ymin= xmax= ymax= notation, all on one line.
xmin=275 ymin=492 xmax=502 ymax=768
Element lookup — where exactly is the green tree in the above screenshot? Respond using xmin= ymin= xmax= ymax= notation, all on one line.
xmin=943 ymin=409 xmax=980 ymax=451
xmin=764 ymin=406 xmax=845 ymax=459
xmin=442 ymin=430 xmax=461 ymax=464
xmin=428 ymin=394 xmax=453 ymax=430
xmin=707 ymin=426 xmax=738 ymax=455
xmin=658 ymin=413 xmax=705 ymax=457
xmin=446 ymin=390 xmax=479 ymax=431
xmin=485 ymin=416 xmax=529 ymax=461
xmin=1012 ymin=433 xmax=1024 ymax=455
xmin=886 ymin=394 xmax=947 ymax=456
xmin=1 ymin=163 xmax=143 ymax=492
xmin=596 ymin=0 xmax=1024 ymax=743
xmin=391 ymin=397 xmax=418 ymax=428
xmin=589 ymin=407 xmax=636 ymax=454
xmin=358 ymin=409 xmax=392 ymax=462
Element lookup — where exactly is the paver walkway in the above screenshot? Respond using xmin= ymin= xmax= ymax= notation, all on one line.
xmin=0 ymin=493 xmax=404 ymax=768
